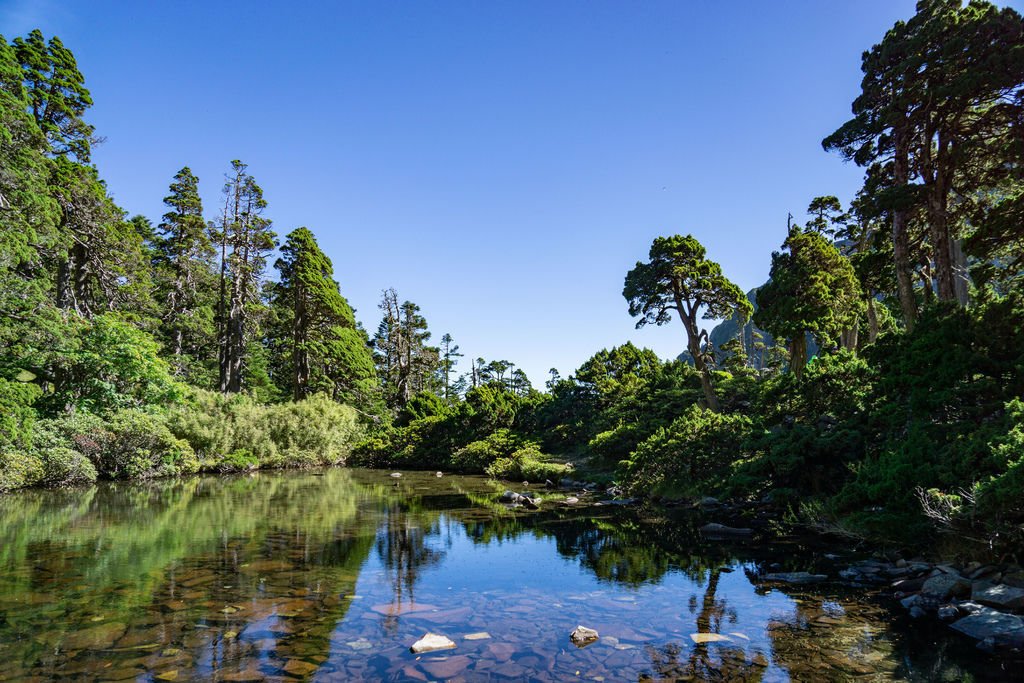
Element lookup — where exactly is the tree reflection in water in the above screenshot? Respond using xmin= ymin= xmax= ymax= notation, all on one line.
xmin=0 ymin=468 xmax=1004 ymax=681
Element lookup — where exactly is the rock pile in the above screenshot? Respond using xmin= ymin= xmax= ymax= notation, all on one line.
xmin=842 ymin=558 xmax=1024 ymax=654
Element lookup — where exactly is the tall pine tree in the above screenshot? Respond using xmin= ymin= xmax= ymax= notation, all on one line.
xmin=273 ymin=227 xmax=378 ymax=408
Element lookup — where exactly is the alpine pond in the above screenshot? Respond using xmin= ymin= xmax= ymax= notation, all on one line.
xmin=0 ymin=469 xmax=1008 ymax=681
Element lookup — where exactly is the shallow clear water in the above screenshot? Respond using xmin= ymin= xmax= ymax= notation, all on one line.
xmin=0 ymin=469 xmax=1009 ymax=681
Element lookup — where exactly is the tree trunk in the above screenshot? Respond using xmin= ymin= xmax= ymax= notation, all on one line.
xmin=892 ymin=126 xmax=917 ymax=332
xmin=293 ymin=286 xmax=309 ymax=400
xmin=927 ymin=132 xmax=959 ymax=303
xmin=679 ymin=306 xmax=720 ymax=412
xmin=951 ymin=237 xmax=969 ymax=306
xmin=841 ymin=325 xmax=858 ymax=353
xmin=867 ymin=296 xmax=879 ymax=344
xmin=789 ymin=334 xmax=808 ymax=380
xmin=217 ymin=232 xmax=229 ymax=393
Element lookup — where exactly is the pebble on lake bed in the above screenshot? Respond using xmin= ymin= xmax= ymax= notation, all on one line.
xmin=410 ymin=633 xmax=457 ymax=653
xmin=570 ymin=625 xmax=599 ymax=647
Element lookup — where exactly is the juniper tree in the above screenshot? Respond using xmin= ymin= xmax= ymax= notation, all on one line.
xmin=623 ymin=235 xmax=751 ymax=412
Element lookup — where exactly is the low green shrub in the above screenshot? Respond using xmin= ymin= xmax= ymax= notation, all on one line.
xmin=97 ymin=409 xmax=199 ymax=478
xmin=167 ymin=389 xmax=365 ymax=470
xmin=621 ymin=406 xmax=751 ymax=497
xmin=219 ymin=448 xmax=259 ymax=472
xmin=485 ymin=444 xmax=568 ymax=482
xmin=0 ymin=451 xmax=44 ymax=492
xmin=0 ymin=379 xmax=40 ymax=450
xmin=450 ymin=429 xmax=519 ymax=472
xmin=39 ymin=447 xmax=97 ymax=486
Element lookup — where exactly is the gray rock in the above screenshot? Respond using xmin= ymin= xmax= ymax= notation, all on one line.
xmin=699 ymin=496 xmax=720 ymax=507
xmin=892 ymin=576 xmax=926 ymax=593
xmin=972 ymin=582 xmax=1024 ymax=611
xmin=921 ymin=573 xmax=970 ymax=600
xmin=900 ymin=594 xmax=921 ymax=610
xmin=950 ymin=609 xmax=1024 ymax=649
xmin=699 ymin=523 xmax=753 ymax=538
xmin=570 ymin=625 xmax=599 ymax=647
xmin=762 ymin=572 xmax=828 ymax=585
xmin=909 ymin=606 xmax=928 ymax=619
xmin=564 ymin=497 xmax=579 ymax=505
xmin=937 ymin=605 xmax=959 ymax=621
xmin=499 ymin=490 xmax=518 ymax=503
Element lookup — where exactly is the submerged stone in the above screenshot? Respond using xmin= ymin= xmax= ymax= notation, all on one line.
xmin=420 ymin=655 xmax=471 ymax=679
xmin=570 ymin=625 xmax=599 ymax=647
xmin=63 ymin=621 xmax=128 ymax=650
xmin=410 ymin=633 xmax=456 ymax=654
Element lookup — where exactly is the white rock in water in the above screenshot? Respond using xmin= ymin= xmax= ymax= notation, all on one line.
xmin=436 ymin=471 xmax=443 ymax=477
xmin=390 ymin=472 xmax=402 ymax=478
xmin=463 ymin=632 xmax=491 ymax=640
xmin=410 ymin=632 xmax=456 ymax=653
xmin=570 ymin=625 xmax=599 ymax=646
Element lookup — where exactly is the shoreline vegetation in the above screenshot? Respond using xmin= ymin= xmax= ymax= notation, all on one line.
xmin=2 ymin=0 xmax=1024 ymax=578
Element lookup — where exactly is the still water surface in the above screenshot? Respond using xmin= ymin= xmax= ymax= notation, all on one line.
xmin=0 ymin=469 xmax=1007 ymax=681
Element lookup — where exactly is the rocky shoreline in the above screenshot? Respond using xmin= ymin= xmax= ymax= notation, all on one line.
xmin=839 ymin=558 xmax=1024 ymax=655
xmin=494 ymin=477 xmax=1024 ymax=660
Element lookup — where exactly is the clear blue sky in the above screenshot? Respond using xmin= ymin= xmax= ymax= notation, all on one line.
xmin=6 ymin=0 xmax=1017 ymax=385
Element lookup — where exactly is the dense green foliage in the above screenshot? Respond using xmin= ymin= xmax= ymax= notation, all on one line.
xmin=2 ymin=3 xmax=1024 ymax=558
xmin=0 ymin=31 xmax=375 ymax=488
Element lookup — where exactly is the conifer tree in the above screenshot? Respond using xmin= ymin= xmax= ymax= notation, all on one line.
xmin=623 ymin=235 xmax=751 ymax=412
xmin=756 ymin=227 xmax=863 ymax=378
xmin=373 ymin=289 xmax=440 ymax=408
xmin=439 ymin=333 xmax=463 ymax=400
xmin=13 ymin=29 xmax=93 ymax=162
xmin=154 ymin=167 xmax=216 ymax=377
xmin=273 ymin=227 xmax=377 ymax=406
xmin=214 ymin=160 xmax=275 ymax=393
